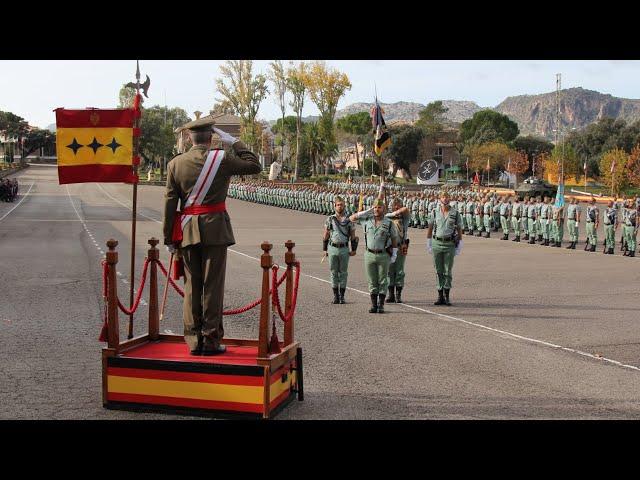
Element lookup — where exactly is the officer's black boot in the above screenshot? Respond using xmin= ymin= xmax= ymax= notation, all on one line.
xmin=434 ymin=289 xmax=445 ymax=305
xmin=556 ymin=241 xmax=561 ymax=247
xmin=339 ymin=288 xmax=346 ymax=304
xmin=395 ymin=286 xmax=403 ymax=303
xmin=485 ymin=231 xmax=491 ymax=238
xmin=369 ymin=294 xmax=378 ymax=313
xmin=377 ymin=294 xmax=385 ymax=313
xmin=504 ymin=233 xmax=509 ymax=240
xmin=545 ymin=239 xmax=550 ymax=246
xmin=332 ymin=287 xmax=340 ymax=304
xmin=443 ymin=289 xmax=451 ymax=306
xmin=386 ymin=286 xmax=396 ymax=303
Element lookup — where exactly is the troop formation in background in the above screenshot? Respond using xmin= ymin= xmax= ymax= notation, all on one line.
xmin=228 ymin=179 xmax=639 ymax=258
xmin=0 ymin=178 xmax=18 ymax=202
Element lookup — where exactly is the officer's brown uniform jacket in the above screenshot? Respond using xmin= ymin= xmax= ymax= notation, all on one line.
xmin=163 ymin=141 xmax=261 ymax=248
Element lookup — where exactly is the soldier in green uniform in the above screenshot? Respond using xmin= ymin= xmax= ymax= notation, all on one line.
xmin=511 ymin=196 xmax=521 ymax=242
xmin=474 ymin=196 xmax=484 ymax=237
xmin=385 ymin=197 xmax=410 ymax=304
xmin=622 ymin=199 xmax=637 ymax=257
xmin=426 ymin=191 xmax=463 ymax=306
xmin=585 ymin=197 xmax=599 ymax=252
xmin=603 ymin=200 xmax=618 ymax=254
xmin=482 ymin=196 xmax=492 ymax=238
xmin=539 ymin=196 xmax=551 ymax=246
xmin=565 ymin=197 xmax=580 ymax=249
xmin=527 ymin=197 xmax=538 ymax=244
xmin=550 ymin=200 xmax=563 ymax=247
xmin=323 ymin=196 xmax=358 ymax=304
xmin=466 ymin=196 xmax=475 ymax=236
xmin=350 ymin=195 xmax=399 ymax=314
xmin=163 ymin=117 xmax=261 ymax=355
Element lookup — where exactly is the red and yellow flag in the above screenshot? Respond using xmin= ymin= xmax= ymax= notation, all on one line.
xmin=55 ymin=107 xmax=139 ymax=184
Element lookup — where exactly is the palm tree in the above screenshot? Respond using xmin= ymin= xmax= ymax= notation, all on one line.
xmin=306 ymin=123 xmax=325 ymax=176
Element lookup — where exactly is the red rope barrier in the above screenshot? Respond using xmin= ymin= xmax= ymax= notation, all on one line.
xmin=271 ymin=261 xmax=301 ymax=324
xmin=153 ymin=258 xmax=288 ymax=316
xmin=116 ymin=258 xmax=151 ymax=316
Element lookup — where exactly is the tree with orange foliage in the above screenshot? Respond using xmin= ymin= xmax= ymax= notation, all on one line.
xmin=532 ymin=152 xmax=547 ymax=179
xmin=506 ymin=150 xmax=529 ymax=185
xmin=626 ymin=145 xmax=640 ymax=188
xmin=600 ymin=148 xmax=630 ymax=196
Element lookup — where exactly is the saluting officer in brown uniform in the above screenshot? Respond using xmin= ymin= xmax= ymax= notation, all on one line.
xmin=163 ymin=117 xmax=261 ymax=355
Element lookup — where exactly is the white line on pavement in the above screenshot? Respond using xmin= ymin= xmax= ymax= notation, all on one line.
xmin=98 ymin=187 xmax=640 ymax=373
xmin=0 ymin=182 xmax=35 ymax=222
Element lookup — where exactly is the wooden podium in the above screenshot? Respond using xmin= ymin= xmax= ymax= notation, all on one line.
xmin=101 ymin=239 xmax=303 ymax=419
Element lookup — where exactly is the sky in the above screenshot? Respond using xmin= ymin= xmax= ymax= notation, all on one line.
xmin=2 ymin=60 xmax=640 ymax=130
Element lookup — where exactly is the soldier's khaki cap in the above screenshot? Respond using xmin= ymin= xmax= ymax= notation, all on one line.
xmin=183 ymin=116 xmax=217 ymax=131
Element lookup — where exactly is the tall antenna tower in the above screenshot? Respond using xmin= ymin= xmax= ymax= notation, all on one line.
xmin=555 ymin=73 xmax=561 ymax=146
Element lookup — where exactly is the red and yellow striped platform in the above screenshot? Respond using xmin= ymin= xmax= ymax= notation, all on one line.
xmin=102 ymin=337 xmax=302 ymax=419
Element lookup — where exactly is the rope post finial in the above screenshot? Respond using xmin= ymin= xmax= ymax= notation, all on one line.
xmin=105 ymin=239 xmax=120 ymax=351
xmin=258 ymin=242 xmax=273 ymax=358
xmin=284 ymin=240 xmax=296 ymax=346
xmin=147 ymin=238 xmax=160 ymax=341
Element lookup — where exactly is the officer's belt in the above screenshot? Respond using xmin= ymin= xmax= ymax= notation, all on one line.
xmin=171 ymin=202 xmax=226 ymax=243
xmin=330 ymin=241 xmax=348 ymax=248
xmin=434 ymin=235 xmax=454 ymax=242
xmin=366 ymin=248 xmax=384 ymax=254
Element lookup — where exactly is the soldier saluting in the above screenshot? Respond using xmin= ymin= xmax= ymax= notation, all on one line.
xmin=163 ymin=117 xmax=261 ymax=356
xmin=349 ymin=186 xmax=399 ymax=314
xmin=323 ymin=196 xmax=358 ymax=304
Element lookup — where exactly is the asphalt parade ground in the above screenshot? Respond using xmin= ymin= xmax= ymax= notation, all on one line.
xmin=1 ymin=164 xmax=640 ymax=420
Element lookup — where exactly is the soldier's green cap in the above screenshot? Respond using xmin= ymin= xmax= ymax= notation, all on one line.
xmin=183 ymin=116 xmax=216 ymax=132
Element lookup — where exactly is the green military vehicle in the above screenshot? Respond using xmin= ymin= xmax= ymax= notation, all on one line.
xmin=514 ymin=176 xmax=557 ymax=201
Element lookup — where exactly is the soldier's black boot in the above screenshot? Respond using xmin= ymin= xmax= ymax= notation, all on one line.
xmin=556 ymin=241 xmax=561 ymax=247
xmin=485 ymin=231 xmax=491 ymax=238
xmin=386 ymin=286 xmax=396 ymax=303
xmin=395 ymin=286 xmax=403 ymax=303
xmin=584 ymin=241 xmax=589 ymax=251
xmin=434 ymin=290 xmax=445 ymax=305
xmin=545 ymin=239 xmax=550 ymax=246
xmin=377 ymin=294 xmax=385 ymax=313
xmin=629 ymin=251 xmax=635 ymax=257
xmin=339 ymin=288 xmax=346 ymax=304
xmin=529 ymin=237 xmax=536 ymax=244
xmin=571 ymin=241 xmax=577 ymax=249
xmin=538 ymin=234 xmax=543 ymax=242
xmin=608 ymin=247 xmax=615 ymax=255
xmin=369 ymin=294 xmax=378 ymax=313
xmin=524 ymin=234 xmax=530 ymax=241
xmin=515 ymin=236 xmax=521 ymax=242
xmin=504 ymin=233 xmax=509 ymax=240
xmin=590 ymin=244 xmax=596 ymax=252
xmin=566 ymin=241 xmax=574 ymax=249
xmin=443 ymin=289 xmax=451 ymax=306
xmin=332 ymin=287 xmax=340 ymax=304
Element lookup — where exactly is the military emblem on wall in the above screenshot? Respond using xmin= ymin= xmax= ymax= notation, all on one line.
xmin=418 ymin=159 xmax=439 ymax=182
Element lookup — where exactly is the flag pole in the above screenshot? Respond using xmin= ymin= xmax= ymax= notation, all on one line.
xmin=127 ymin=59 xmax=146 ymax=339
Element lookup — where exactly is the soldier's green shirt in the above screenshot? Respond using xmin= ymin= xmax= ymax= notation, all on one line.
xmin=324 ymin=215 xmax=354 ymax=244
xmin=567 ymin=204 xmax=579 ymax=219
xmin=357 ymin=211 xmax=400 ymax=251
xmin=432 ymin=206 xmax=463 ymax=238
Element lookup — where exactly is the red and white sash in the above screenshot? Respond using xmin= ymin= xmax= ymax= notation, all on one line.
xmin=172 ymin=149 xmax=225 ymax=243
